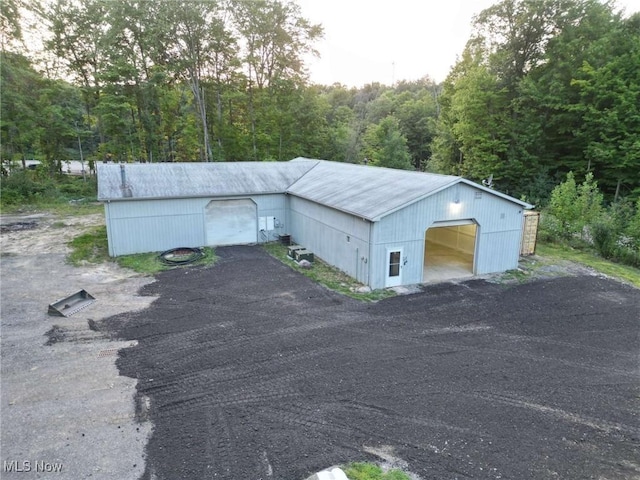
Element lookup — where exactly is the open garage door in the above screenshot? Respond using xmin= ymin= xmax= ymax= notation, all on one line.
xmin=205 ymin=199 xmax=257 ymax=246
xmin=424 ymin=220 xmax=477 ymax=283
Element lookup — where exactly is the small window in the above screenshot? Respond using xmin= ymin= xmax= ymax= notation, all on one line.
xmin=475 ymin=191 xmax=483 ymax=199
xmin=389 ymin=251 xmax=401 ymax=277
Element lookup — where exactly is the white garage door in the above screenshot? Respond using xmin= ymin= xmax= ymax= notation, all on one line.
xmin=205 ymin=199 xmax=257 ymax=246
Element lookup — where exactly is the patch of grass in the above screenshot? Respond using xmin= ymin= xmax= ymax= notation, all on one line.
xmin=263 ymin=242 xmax=394 ymax=302
xmin=116 ymin=247 xmax=217 ymax=274
xmin=537 ymin=242 xmax=640 ymax=288
xmin=115 ymin=252 xmax=166 ymax=274
xmin=344 ymin=463 xmax=410 ymax=480
xmin=43 ymin=201 xmax=103 ymax=216
xmin=499 ymin=268 xmax=530 ymax=284
xmin=67 ymin=225 xmax=217 ymax=273
xmin=1 ymin=200 xmax=103 ymax=216
xmin=51 ymin=221 xmax=67 ymax=229
xmin=67 ymin=226 xmax=110 ymax=265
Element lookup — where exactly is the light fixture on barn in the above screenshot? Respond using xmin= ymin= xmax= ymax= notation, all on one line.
xmin=450 ymin=187 xmax=462 ymax=214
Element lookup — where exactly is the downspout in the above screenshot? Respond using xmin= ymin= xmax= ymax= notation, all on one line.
xmin=105 ymin=200 xmax=114 ymax=257
xmin=368 ymin=220 xmax=374 ymax=287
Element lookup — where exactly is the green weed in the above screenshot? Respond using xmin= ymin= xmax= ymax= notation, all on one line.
xmin=67 ymin=225 xmax=217 ymax=273
xmin=344 ymin=462 xmax=410 ymax=480
xmin=116 ymin=247 xmax=217 ymax=274
xmin=1 ymin=201 xmax=103 ymax=216
xmin=0 ymin=170 xmax=100 ymax=213
xmin=67 ymin=226 xmax=110 ymax=265
xmin=263 ymin=242 xmax=394 ymax=302
xmin=536 ymin=242 xmax=640 ymax=288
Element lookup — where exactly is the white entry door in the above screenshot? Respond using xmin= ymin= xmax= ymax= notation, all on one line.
xmin=385 ymin=248 xmax=403 ymax=287
xmin=205 ymin=199 xmax=257 ymax=246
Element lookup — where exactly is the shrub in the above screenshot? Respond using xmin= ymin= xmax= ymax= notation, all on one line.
xmin=625 ymin=199 xmax=640 ymax=250
xmin=548 ymin=172 xmax=603 ymax=240
xmin=0 ymin=169 xmax=49 ymax=204
xmin=0 ymin=169 xmax=97 ymax=207
xmin=591 ymin=220 xmax=616 ymax=258
xmin=57 ymin=177 xmax=97 ymax=199
xmin=537 ymin=212 xmax=562 ymax=242
xmin=613 ymin=246 xmax=640 ymax=268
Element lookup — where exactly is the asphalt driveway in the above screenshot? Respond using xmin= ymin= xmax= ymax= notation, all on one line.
xmin=101 ymin=245 xmax=640 ymax=480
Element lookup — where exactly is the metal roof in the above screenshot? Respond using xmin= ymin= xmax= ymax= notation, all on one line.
xmin=287 ymin=159 xmax=460 ymax=220
xmin=98 ymin=159 xmax=532 ymax=219
xmin=97 ymin=160 xmax=318 ymax=201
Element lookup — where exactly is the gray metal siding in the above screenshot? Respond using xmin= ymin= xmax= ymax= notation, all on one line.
xmin=475 ymin=229 xmax=522 ymax=274
xmin=255 ymin=194 xmax=289 ymax=243
xmin=289 ymin=196 xmax=371 ymax=283
xmin=105 ymin=199 xmax=205 ymax=256
xmin=105 ymin=194 xmax=288 ymax=256
xmin=369 ymin=184 xmax=525 ymax=289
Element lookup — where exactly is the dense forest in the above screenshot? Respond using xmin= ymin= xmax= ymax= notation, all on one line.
xmin=1 ymin=0 xmax=639 ymax=206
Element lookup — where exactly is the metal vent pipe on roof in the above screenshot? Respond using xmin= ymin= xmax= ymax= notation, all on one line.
xmin=120 ymin=164 xmax=133 ymax=198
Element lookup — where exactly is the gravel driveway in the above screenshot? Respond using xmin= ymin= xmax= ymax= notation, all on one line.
xmin=97 ymin=245 xmax=640 ymax=480
xmin=1 ymin=213 xmax=153 ymax=480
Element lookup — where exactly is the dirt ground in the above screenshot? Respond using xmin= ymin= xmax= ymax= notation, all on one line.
xmin=1 ymin=212 xmax=154 ymax=479
xmin=2 ymin=215 xmax=639 ymax=480
xmin=102 ymin=246 xmax=639 ymax=480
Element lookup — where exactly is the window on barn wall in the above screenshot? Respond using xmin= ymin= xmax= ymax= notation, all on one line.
xmin=385 ymin=248 xmax=403 ymax=287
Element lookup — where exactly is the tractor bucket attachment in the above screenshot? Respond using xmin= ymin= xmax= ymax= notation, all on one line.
xmin=48 ymin=290 xmax=96 ymax=317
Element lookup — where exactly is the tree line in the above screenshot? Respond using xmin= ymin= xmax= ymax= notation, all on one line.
xmin=1 ymin=0 xmax=638 ymax=206
xmin=433 ymin=0 xmax=640 ymax=204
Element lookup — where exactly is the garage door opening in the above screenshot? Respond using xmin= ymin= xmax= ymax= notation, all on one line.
xmin=423 ymin=221 xmax=477 ymax=283
xmin=205 ymin=199 xmax=257 ymax=246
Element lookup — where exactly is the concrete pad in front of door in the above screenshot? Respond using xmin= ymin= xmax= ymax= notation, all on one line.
xmin=423 ymin=241 xmax=474 ymax=284
xmin=423 ymin=262 xmax=474 ymax=284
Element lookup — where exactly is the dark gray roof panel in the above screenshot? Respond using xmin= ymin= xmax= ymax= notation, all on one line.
xmin=97 ymin=160 xmax=318 ymax=201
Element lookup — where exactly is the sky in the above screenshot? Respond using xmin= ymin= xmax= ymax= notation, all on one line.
xmin=297 ymin=0 xmax=640 ymax=87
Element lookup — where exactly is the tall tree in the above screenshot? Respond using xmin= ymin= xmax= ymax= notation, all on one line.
xmin=0 ymin=0 xmax=23 ymax=50
xmin=570 ymin=13 xmax=640 ymax=199
xmin=44 ymin=0 xmax=110 ymax=156
xmin=231 ymin=0 xmax=322 ymax=159
xmin=157 ymin=0 xmax=231 ymax=161
xmin=36 ymin=79 xmax=84 ymax=173
xmin=363 ymin=116 xmax=413 ymax=170
xmin=0 ymin=52 xmax=41 ymax=167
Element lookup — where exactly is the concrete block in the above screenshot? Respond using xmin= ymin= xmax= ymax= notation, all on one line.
xmin=305 ymin=467 xmax=348 ymax=480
